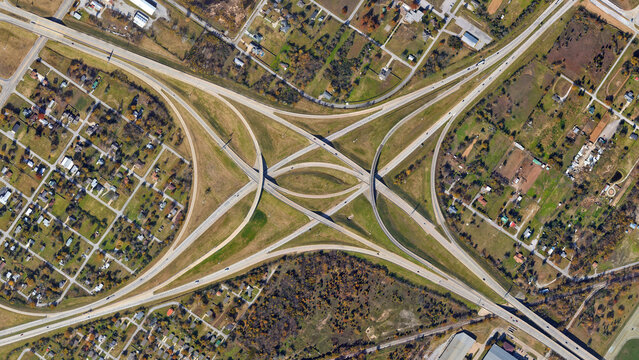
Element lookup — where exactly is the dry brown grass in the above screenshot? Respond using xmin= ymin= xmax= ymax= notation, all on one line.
xmin=175 ymin=101 xmax=248 ymax=236
xmin=0 ymin=308 xmax=41 ymax=331
xmin=9 ymin=0 xmax=62 ymax=17
xmin=276 ymin=167 xmax=359 ymax=195
xmin=228 ymin=99 xmax=309 ymax=166
xmin=165 ymin=79 xmax=258 ymax=166
xmin=0 ymin=22 xmax=37 ymax=78
xmin=275 ymin=111 xmax=372 ymax=137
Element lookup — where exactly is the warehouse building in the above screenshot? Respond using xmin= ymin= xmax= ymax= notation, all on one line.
xmin=130 ymin=0 xmax=156 ymax=16
xmin=438 ymin=332 xmax=475 ymax=360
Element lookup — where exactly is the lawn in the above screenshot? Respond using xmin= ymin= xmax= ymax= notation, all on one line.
xmin=617 ymin=339 xmax=639 ymax=360
xmin=376 ymin=195 xmax=503 ymax=301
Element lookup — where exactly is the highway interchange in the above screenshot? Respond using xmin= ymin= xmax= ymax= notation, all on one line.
xmin=0 ymin=0 xmax=630 ymax=358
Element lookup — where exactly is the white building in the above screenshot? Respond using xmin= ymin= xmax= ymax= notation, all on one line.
xmin=130 ymin=0 xmax=156 ymax=16
xmin=0 ymin=188 xmax=11 ymax=206
xmin=60 ymin=156 xmax=74 ymax=171
xmin=133 ymin=11 xmax=149 ymax=28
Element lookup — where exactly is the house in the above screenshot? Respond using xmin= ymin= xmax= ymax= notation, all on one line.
xmin=320 ymin=90 xmax=332 ymax=101
xmin=476 ymin=196 xmax=487 ymax=207
xmin=280 ymin=20 xmax=291 ymax=32
xmin=625 ymin=90 xmax=635 ymax=102
xmin=378 ymin=67 xmax=390 ymax=81
xmin=522 ymin=227 xmax=532 ymax=239
xmin=72 ymin=11 xmax=82 ymax=20
xmin=233 ymin=57 xmax=245 ymax=67
xmin=250 ymin=43 xmax=265 ymax=57
xmin=405 ymin=9 xmax=424 ymax=23
xmin=447 ymin=205 xmax=457 ymax=214
xmin=134 ymin=311 xmax=145 ymax=321
xmin=10 ymin=122 xmax=21 ymax=136
xmin=279 ymin=62 xmax=289 ymax=71
xmin=407 ymin=54 xmax=416 ymax=62
xmin=631 ymin=133 xmax=638 ymax=140
xmin=89 ymin=0 xmax=104 ymax=11
xmin=513 ymin=253 xmax=525 ymax=264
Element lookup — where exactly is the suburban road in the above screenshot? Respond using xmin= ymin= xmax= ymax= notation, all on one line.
xmin=0 ymin=0 xmax=602 ymax=358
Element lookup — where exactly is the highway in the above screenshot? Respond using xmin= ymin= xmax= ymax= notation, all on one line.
xmin=0 ymin=0 xmax=603 ymax=358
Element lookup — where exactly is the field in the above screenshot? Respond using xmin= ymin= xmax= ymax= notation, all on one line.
xmin=276 ymin=168 xmax=358 ymax=195
xmin=173 ymin=0 xmax=257 ymax=35
xmin=169 ymin=192 xmax=309 ymax=288
xmin=315 ymin=0 xmax=361 ymax=19
xmin=546 ymin=8 xmax=630 ymax=90
xmin=385 ymin=22 xmax=431 ymax=61
xmin=611 ymin=0 xmax=639 ymax=10
xmin=229 ymin=100 xmax=309 ymax=166
xmin=8 ymin=0 xmax=62 ymax=17
xmin=0 ymin=23 xmax=37 ymax=78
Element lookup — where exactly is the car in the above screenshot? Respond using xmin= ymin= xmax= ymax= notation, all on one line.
xmin=195 ymin=280 xmax=200 ymax=283
xmin=225 ymin=267 xmax=230 ymax=271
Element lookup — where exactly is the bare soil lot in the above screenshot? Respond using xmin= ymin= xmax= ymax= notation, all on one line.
xmin=546 ymin=8 xmax=630 ymax=90
xmin=495 ymin=146 xmax=543 ymax=193
xmin=487 ymin=0 xmax=504 ymax=14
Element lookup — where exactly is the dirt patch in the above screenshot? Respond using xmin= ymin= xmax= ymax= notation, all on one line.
xmin=547 ymin=8 xmax=629 ymax=89
xmin=462 ymin=137 xmax=478 ymax=158
xmin=487 ymin=0 xmax=504 ymax=14
xmin=497 ymin=146 xmax=527 ymax=180
xmin=496 ymin=145 xmax=544 ymax=193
